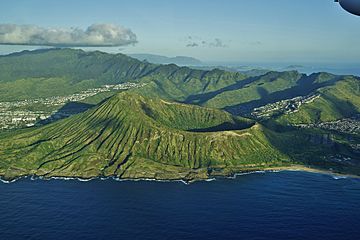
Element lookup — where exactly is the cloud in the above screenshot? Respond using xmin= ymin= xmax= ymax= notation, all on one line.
xmin=186 ymin=42 xmax=199 ymax=47
xmin=185 ymin=37 xmax=228 ymax=48
xmin=209 ymin=38 xmax=227 ymax=48
xmin=0 ymin=23 xmax=137 ymax=47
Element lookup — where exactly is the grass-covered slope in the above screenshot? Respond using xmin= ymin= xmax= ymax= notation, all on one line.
xmin=0 ymin=49 xmax=358 ymax=179
xmin=0 ymin=92 xmax=293 ymax=181
xmin=134 ymin=66 xmax=247 ymax=101
xmin=188 ymin=71 xmax=341 ymax=111
xmin=0 ymin=49 xmax=246 ymax=102
xmin=133 ymin=69 xmax=351 ymax=116
xmin=1 ymin=48 xmax=356 ymax=121
xmin=0 ymin=48 xmax=156 ymax=101
xmin=276 ymin=76 xmax=360 ymax=124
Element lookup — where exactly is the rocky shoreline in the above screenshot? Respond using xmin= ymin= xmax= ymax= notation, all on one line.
xmin=1 ymin=165 xmax=359 ymax=184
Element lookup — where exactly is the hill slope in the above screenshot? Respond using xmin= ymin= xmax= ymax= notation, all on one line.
xmin=133 ymin=69 xmax=358 ymax=117
xmin=276 ymin=76 xmax=360 ymax=124
xmin=129 ymin=53 xmax=203 ymax=66
xmin=2 ymin=48 xmax=357 ymax=126
xmin=0 ymin=93 xmax=296 ymax=181
xmin=0 ymin=49 xmax=156 ymax=101
xmin=0 ymin=49 xmax=245 ymax=102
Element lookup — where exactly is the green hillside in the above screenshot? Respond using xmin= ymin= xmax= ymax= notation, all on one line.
xmin=0 ymin=49 xmax=245 ymax=102
xmin=2 ymin=48 xmax=356 ymax=125
xmin=186 ymin=71 xmax=343 ymax=111
xmin=0 ymin=49 xmax=359 ymax=180
xmin=0 ymin=92 xmax=295 ymax=181
xmin=276 ymin=76 xmax=360 ymax=124
xmin=0 ymin=49 xmax=155 ymax=101
xmin=133 ymin=69 xmax=353 ymax=118
xmin=134 ymin=67 xmax=246 ymax=101
xmin=129 ymin=53 xmax=203 ymax=66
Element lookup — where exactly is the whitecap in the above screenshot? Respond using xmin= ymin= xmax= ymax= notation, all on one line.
xmin=111 ymin=176 xmax=190 ymax=185
xmin=205 ymin=178 xmax=216 ymax=182
xmin=0 ymin=178 xmax=13 ymax=184
xmin=77 ymin=177 xmax=95 ymax=182
xmin=0 ymin=175 xmax=28 ymax=183
xmin=232 ymin=170 xmax=267 ymax=178
xmin=332 ymin=175 xmax=348 ymax=180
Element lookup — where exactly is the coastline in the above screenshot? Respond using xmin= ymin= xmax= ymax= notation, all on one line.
xmin=258 ymin=165 xmax=360 ymax=180
xmin=0 ymin=165 xmax=359 ymax=184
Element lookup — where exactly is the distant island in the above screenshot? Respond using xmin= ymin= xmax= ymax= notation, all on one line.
xmin=0 ymin=49 xmax=359 ymax=182
xmin=284 ymin=65 xmax=306 ymax=70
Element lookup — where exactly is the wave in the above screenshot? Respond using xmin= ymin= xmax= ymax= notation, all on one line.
xmin=0 ymin=170 xmax=287 ymax=184
xmin=205 ymin=178 xmax=216 ymax=182
xmin=1 ymin=169 xmax=357 ymax=185
xmin=229 ymin=170 xmax=267 ymax=179
xmin=111 ymin=176 xmax=190 ymax=185
xmin=0 ymin=175 xmax=193 ymax=185
xmin=0 ymin=178 xmax=16 ymax=184
xmin=332 ymin=175 xmax=348 ymax=180
xmin=0 ymin=175 xmax=30 ymax=184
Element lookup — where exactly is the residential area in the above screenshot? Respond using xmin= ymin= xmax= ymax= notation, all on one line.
xmin=251 ymin=94 xmax=320 ymax=119
xmin=0 ymin=82 xmax=146 ymax=130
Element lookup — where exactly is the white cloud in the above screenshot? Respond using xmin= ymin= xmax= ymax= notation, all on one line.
xmin=185 ymin=37 xmax=228 ymax=48
xmin=209 ymin=38 xmax=227 ymax=48
xmin=0 ymin=23 xmax=137 ymax=47
xmin=186 ymin=42 xmax=199 ymax=47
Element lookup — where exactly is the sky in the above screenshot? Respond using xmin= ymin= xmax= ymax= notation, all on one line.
xmin=0 ymin=0 xmax=359 ymax=64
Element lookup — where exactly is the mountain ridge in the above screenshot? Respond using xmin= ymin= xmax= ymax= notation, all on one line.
xmin=129 ymin=53 xmax=203 ymax=66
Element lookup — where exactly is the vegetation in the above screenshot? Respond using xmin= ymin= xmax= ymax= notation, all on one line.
xmin=0 ymin=49 xmax=154 ymax=101
xmin=0 ymin=49 xmax=359 ymax=181
xmin=276 ymin=77 xmax=360 ymax=124
xmin=129 ymin=53 xmax=203 ymax=66
xmin=0 ymin=48 xmax=245 ymax=102
xmin=0 ymin=93 xmax=292 ymax=181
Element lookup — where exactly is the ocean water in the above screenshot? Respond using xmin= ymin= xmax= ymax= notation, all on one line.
xmin=0 ymin=171 xmax=359 ymax=240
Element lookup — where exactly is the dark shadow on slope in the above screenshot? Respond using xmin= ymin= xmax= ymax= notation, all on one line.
xmin=187 ymin=120 xmax=255 ymax=133
xmin=37 ymin=102 xmax=95 ymax=126
xmin=257 ymin=87 xmax=269 ymax=99
xmin=322 ymin=95 xmax=360 ymax=119
xmin=183 ymin=76 xmax=260 ymax=105
xmin=263 ymin=126 xmax=360 ymax=175
xmin=225 ymin=73 xmax=342 ymax=115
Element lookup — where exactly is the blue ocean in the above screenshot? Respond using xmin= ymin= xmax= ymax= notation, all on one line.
xmin=1 ymin=171 xmax=359 ymax=240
